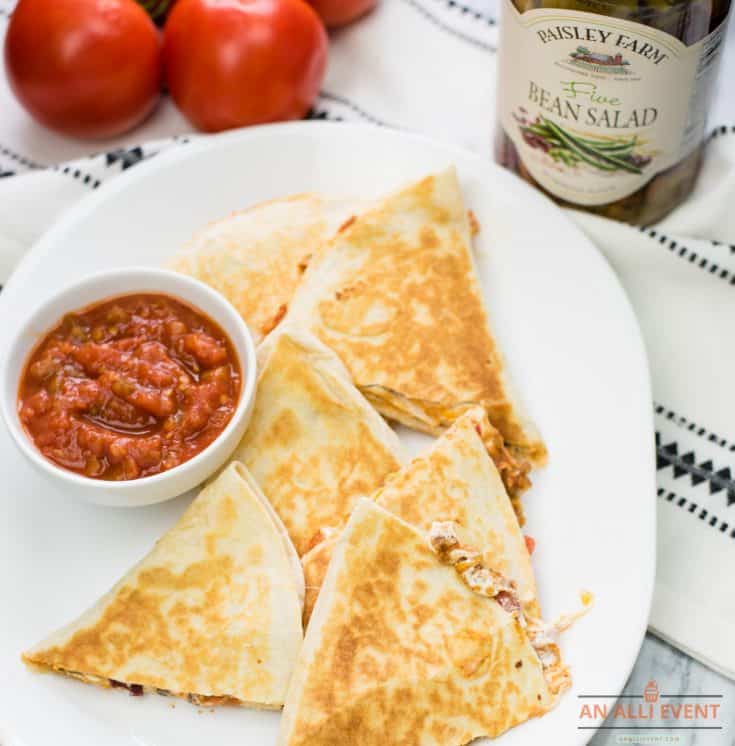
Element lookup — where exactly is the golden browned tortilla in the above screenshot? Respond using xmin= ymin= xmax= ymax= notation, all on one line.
xmin=286 ymin=167 xmax=546 ymax=464
xmin=168 ymin=194 xmax=356 ymax=343
xmin=229 ymin=325 xmax=405 ymax=555
xmin=300 ymin=406 xmax=537 ymax=627
xmin=22 ymin=463 xmax=304 ymax=708
xmin=280 ymin=501 xmax=565 ymax=746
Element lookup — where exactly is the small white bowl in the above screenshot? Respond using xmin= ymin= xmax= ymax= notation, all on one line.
xmin=0 ymin=267 xmax=257 ymax=507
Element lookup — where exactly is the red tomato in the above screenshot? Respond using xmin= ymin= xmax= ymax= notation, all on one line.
xmin=307 ymin=0 xmax=377 ymax=27
xmin=524 ymin=535 xmax=536 ymax=555
xmin=4 ymin=0 xmax=162 ymax=139
xmin=163 ymin=0 xmax=328 ymax=133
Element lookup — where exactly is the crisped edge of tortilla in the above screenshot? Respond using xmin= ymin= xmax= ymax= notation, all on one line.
xmin=230 ymin=461 xmax=306 ymax=609
xmin=21 ymin=662 xmax=287 ymax=709
xmin=360 ymin=383 xmax=547 ymax=467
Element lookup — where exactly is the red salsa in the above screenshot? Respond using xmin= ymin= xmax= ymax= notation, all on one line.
xmin=18 ymin=293 xmax=241 ymax=481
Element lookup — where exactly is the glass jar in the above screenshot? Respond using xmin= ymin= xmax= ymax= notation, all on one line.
xmin=495 ymin=0 xmax=732 ymax=225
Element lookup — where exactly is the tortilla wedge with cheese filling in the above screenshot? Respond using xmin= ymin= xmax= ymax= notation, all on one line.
xmin=230 ymin=325 xmax=405 ymax=556
xmin=22 ymin=462 xmax=304 ymax=708
xmin=280 ymin=500 xmax=570 ymax=746
xmin=285 ymin=167 xmax=546 ymax=464
xmin=301 ymin=406 xmax=535 ymax=626
xmin=168 ymin=194 xmax=356 ymax=343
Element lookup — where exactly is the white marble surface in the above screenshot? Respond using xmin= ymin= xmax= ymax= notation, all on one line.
xmin=590 ymin=634 xmax=735 ymax=746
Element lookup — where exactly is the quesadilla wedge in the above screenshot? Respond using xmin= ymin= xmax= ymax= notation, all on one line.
xmin=285 ymin=167 xmax=546 ymax=464
xmin=168 ymin=194 xmax=356 ymax=343
xmin=23 ymin=462 xmax=304 ymax=708
xmin=230 ymin=325 xmax=405 ymax=555
xmin=280 ymin=500 xmax=569 ymax=746
xmin=301 ymin=406 xmax=536 ymax=626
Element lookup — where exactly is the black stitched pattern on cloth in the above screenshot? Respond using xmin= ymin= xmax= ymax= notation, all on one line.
xmin=105 ymin=147 xmax=145 ymax=170
xmin=656 ymin=432 xmax=735 ymax=507
xmin=0 ymin=144 xmax=44 ymax=170
xmin=319 ymin=92 xmax=391 ymax=127
xmin=709 ymin=239 xmax=735 ymax=254
xmin=709 ymin=124 xmax=735 ymax=140
xmin=398 ymin=0 xmax=496 ymax=53
xmin=307 ymin=108 xmax=343 ymax=123
xmin=658 ymin=488 xmax=735 ymax=539
xmin=655 ymin=403 xmax=735 ymax=452
xmin=0 ymin=142 xmax=102 ymax=187
xmin=432 ymin=0 xmax=496 ymax=26
xmin=640 ymin=227 xmax=735 ymax=286
xmin=1 ymin=138 xmax=194 ymax=193
xmin=55 ymin=165 xmax=100 ymax=189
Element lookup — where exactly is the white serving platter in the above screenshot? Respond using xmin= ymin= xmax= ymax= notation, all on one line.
xmin=0 ymin=122 xmax=655 ymax=746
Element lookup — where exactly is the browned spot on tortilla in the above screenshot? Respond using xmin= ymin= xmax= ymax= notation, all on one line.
xmin=468 ymin=209 xmax=480 ymax=236
xmin=298 ymin=254 xmax=313 ymax=274
xmin=338 ymin=215 xmax=357 ymax=233
xmin=260 ymin=303 xmax=288 ymax=337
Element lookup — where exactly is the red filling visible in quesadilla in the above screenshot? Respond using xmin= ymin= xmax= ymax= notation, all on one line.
xmin=428 ymin=521 xmax=591 ymax=697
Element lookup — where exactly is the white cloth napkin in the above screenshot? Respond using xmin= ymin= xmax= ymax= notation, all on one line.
xmin=1 ymin=0 xmax=734 ymax=678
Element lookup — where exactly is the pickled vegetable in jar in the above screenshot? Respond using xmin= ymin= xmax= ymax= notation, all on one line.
xmin=495 ymin=0 xmax=731 ymax=224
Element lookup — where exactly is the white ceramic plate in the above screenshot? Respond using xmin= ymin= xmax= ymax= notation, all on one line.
xmin=0 ymin=122 xmax=655 ymax=746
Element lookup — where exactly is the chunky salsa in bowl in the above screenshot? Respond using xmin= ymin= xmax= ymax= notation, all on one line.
xmin=1 ymin=268 xmax=256 ymax=506
xmin=19 ymin=293 xmax=241 ymax=481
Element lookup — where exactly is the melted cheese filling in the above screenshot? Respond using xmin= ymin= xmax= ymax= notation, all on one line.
xmin=428 ymin=521 xmax=591 ymax=697
xmin=25 ymin=662 xmax=253 ymax=708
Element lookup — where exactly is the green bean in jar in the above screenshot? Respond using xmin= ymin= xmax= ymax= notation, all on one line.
xmin=495 ymin=0 xmax=731 ymax=224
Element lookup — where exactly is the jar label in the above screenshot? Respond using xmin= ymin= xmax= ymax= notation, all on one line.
xmin=497 ymin=0 xmax=728 ymax=205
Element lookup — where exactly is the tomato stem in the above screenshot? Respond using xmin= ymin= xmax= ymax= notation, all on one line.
xmin=135 ymin=0 xmax=174 ymax=22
